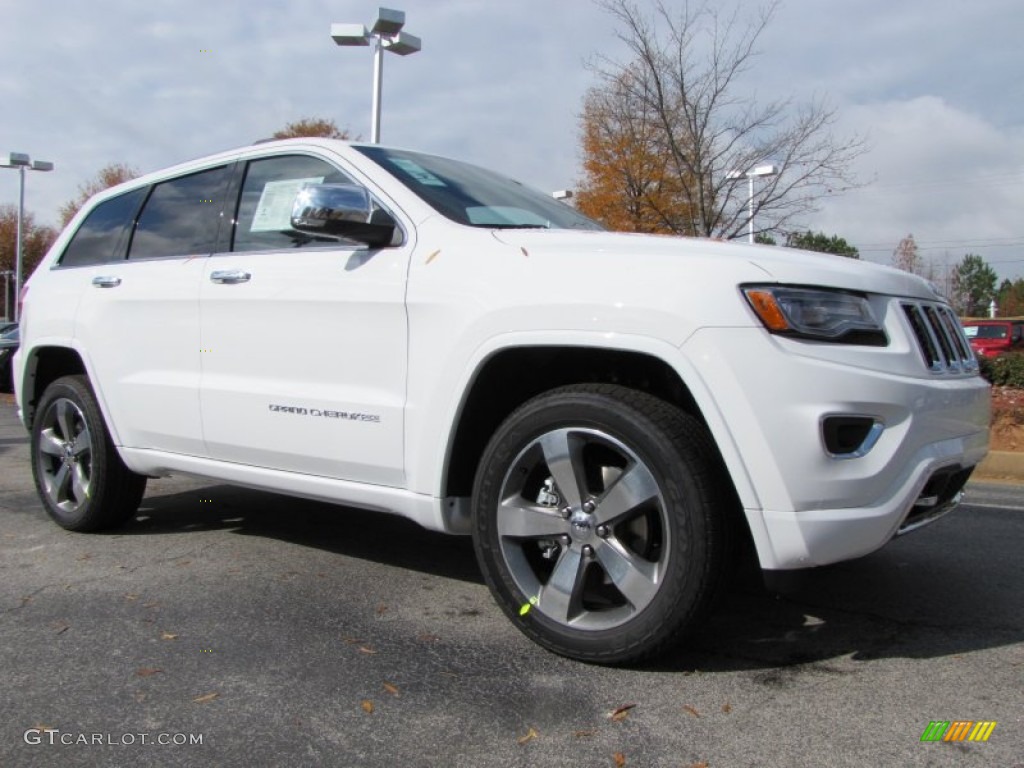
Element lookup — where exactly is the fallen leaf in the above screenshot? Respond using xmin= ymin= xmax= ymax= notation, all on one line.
xmin=135 ymin=667 xmax=162 ymax=678
xmin=382 ymin=682 xmax=399 ymax=696
xmin=192 ymin=692 xmax=219 ymax=704
xmin=77 ymin=553 xmax=92 ymax=561
xmin=176 ymin=560 xmax=191 ymax=567
xmin=687 ymin=763 xmax=709 ymax=768
xmin=417 ymin=633 xmax=439 ymax=642
xmin=520 ymin=247 xmax=529 ymax=258
xmin=358 ymin=646 xmax=377 ymax=655
xmin=361 ymin=700 xmax=375 ymax=714
xmin=143 ymin=602 xmax=159 ymax=609
xmin=376 ymin=604 xmax=388 ymax=615
xmin=614 ymin=753 xmax=626 ymax=767
xmin=160 ymin=632 xmax=178 ymax=641
xmin=342 ymin=637 xmax=363 ymax=645
xmin=124 ymin=593 xmax=139 ymax=601
xmin=517 ymin=727 xmax=539 ymax=745
xmin=722 ymin=702 xmax=732 ymax=714
xmin=573 ymin=730 xmax=595 ymax=739
xmin=32 ymin=724 xmax=55 ymax=732
xmin=682 ymin=704 xmax=701 ymax=718
xmin=53 ymin=623 xmax=69 ymax=635
xmin=608 ymin=703 xmax=637 ymax=721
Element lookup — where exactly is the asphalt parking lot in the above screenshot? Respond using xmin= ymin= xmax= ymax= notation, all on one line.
xmin=1 ymin=398 xmax=1021 ymax=767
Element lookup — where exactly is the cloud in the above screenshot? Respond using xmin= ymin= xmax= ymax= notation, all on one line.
xmin=811 ymin=96 xmax=1024 ymax=276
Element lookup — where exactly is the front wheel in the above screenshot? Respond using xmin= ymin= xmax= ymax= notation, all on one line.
xmin=31 ymin=375 xmax=147 ymax=532
xmin=472 ymin=384 xmax=734 ymax=664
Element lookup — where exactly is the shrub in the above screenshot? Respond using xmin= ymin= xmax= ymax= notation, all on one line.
xmin=980 ymin=352 xmax=1024 ymax=388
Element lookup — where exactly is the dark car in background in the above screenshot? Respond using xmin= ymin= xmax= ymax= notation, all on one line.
xmin=962 ymin=319 xmax=1024 ymax=358
xmin=0 ymin=324 xmax=17 ymax=393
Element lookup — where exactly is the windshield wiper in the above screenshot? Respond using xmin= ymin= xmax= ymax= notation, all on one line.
xmin=488 ymin=224 xmax=549 ymax=230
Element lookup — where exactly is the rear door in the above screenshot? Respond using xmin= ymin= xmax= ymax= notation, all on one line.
xmin=198 ymin=152 xmax=410 ymax=486
xmin=72 ymin=164 xmax=233 ymax=454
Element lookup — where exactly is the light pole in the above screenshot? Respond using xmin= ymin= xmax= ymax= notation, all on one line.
xmin=331 ymin=8 xmax=422 ymax=144
xmin=728 ymin=164 xmax=778 ymax=243
xmin=1 ymin=152 xmax=54 ymax=322
xmin=1 ymin=270 xmax=12 ymax=321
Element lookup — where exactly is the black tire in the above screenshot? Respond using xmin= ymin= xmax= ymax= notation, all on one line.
xmin=30 ymin=375 xmax=146 ymax=532
xmin=472 ymin=384 xmax=735 ymax=664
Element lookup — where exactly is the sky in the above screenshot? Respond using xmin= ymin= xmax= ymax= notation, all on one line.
xmin=1 ymin=0 xmax=1022 ymax=279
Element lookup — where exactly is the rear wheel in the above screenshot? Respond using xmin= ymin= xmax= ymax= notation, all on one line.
xmin=472 ymin=384 xmax=734 ymax=664
xmin=31 ymin=375 xmax=146 ymax=532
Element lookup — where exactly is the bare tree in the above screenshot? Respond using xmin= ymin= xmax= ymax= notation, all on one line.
xmin=581 ymin=0 xmax=866 ymax=239
xmin=892 ymin=233 xmax=925 ymax=276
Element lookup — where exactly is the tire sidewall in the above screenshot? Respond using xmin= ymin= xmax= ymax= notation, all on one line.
xmin=472 ymin=388 xmax=716 ymax=662
xmin=31 ymin=376 xmax=119 ymax=531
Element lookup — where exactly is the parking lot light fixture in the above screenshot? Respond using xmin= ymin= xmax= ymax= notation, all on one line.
xmin=331 ymin=7 xmax=422 ymax=144
xmin=1 ymin=152 xmax=54 ymax=322
xmin=728 ymin=164 xmax=778 ymax=243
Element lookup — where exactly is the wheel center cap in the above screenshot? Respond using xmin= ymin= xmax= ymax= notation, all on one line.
xmin=569 ymin=511 xmax=594 ymax=541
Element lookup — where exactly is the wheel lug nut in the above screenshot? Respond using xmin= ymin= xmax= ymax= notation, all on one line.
xmin=582 ymin=545 xmax=594 ymax=558
xmin=596 ymin=525 xmax=610 ymax=538
xmin=582 ymin=499 xmax=596 ymax=513
xmin=560 ymin=506 xmax=572 ymax=520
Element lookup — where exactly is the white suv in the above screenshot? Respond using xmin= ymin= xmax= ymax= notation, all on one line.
xmin=14 ymin=138 xmax=989 ymax=663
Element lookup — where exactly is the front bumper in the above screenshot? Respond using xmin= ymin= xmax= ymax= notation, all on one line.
xmin=681 ymin=325 xmax=990 ymax=569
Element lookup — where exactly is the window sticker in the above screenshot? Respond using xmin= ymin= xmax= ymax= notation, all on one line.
xmin=250 ymin=176 xmax=324 ymax=232
xmin=389 ymin=158 xmax=447 ymax=187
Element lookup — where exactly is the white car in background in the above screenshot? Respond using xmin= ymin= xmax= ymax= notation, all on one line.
xmin=13 ymin=138 xmax=989 ymax=663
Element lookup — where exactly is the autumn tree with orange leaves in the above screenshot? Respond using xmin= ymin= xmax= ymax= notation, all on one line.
xmin=576 ymin=66 xmax=701 ymax=234
xmin=272 ymin=117 xmax=353 ymax=141
xmin=1 ymin=205 xmax=57 ymax=319
xmin=578 ymin=0 xmax=864 ymax=239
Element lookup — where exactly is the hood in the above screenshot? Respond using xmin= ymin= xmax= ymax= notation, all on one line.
xmin=491 ymin=229 xmax=940 ymax=302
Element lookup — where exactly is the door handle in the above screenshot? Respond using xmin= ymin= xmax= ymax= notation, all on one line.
xmin=91 ymin=276 xmax=121 ymax=288
xmin=210 ymin=269 xmax=251 ymax=284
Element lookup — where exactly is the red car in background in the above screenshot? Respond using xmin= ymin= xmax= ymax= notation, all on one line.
xmin=961 ymin=319 xmax=1024 ymax=357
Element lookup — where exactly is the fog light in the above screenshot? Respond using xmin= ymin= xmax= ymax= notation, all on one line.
xmin=822 ymin=416 xmax=884 ymax=459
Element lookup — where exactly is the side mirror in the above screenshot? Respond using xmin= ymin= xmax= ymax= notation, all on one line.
xmin=290 ymin=183 xmax=396 ymax=248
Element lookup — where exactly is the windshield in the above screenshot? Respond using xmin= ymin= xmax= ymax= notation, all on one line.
xmin=355 ymin=146 xmax=603 ymax=231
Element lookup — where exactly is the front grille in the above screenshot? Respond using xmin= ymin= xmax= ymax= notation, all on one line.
xmin=901 ymin=301 xmax=978 ymax=374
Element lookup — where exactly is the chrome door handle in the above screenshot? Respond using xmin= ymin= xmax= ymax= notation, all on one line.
xmin=91 ymin=276 xmax=121 ymax=288
xmin=209 ymin=269 xmax=251 ymax=284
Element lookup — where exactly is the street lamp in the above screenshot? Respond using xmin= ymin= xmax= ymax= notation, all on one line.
xmin=728 ymin=164 xmax=778 ymax=243
xmin=1 ymin=152 xmax=54 ymax=322
xmin=331 ymin=7 xmax=422 ymax=144
xmin=0 ymin=270 xmax=12 ymax=321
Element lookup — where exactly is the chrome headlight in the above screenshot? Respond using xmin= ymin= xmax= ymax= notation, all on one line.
xmin=742 ymin=285 xmax=888 ymax=345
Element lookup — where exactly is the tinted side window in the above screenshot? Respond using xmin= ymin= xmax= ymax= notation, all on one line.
xmin=59 ymin=188 xmax=147 ymax=267
xmin=129 ymin=166 xmax=230 ymax=259
xmin=232 ymin=155 xmax=353 ymax=253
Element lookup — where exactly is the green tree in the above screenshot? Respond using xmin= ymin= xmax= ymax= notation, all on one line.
xmin=0 ymin=205 xmax=58 ymax=319
xmin=59 ymin=162 xmax=139 ymax=227
xmin=785 ymin=230 xmax=859 ymax=258
xmin=272 ymin=117 xmax=352 ymax=140
xmin=952 ymin=253 xmax=998 ymax=316
xmin=997 ymin=278 xmax=1024 ymax=317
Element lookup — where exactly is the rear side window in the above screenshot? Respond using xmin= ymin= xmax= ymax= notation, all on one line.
xmin=232 ymin=155 xmax=353 ymax=252
xmin=129 ymin=166 xmax=230 ymax=259
xmin=59 ymin=188 xmax=147 ymax=267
